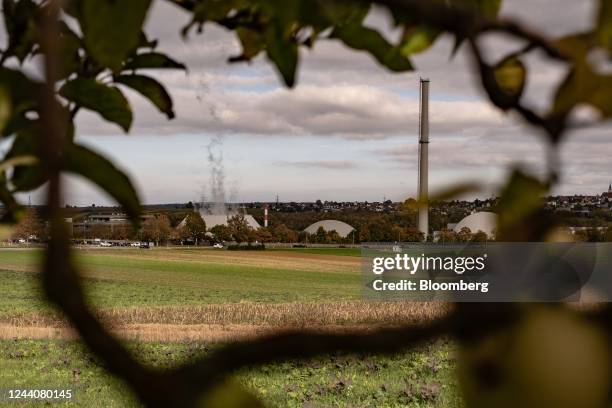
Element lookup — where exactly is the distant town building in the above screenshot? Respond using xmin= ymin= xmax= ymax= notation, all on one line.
xmin=72 ymin=213 xmax=155 ymax=234
xmin=603 ymin=183 xmax=612 ymax=200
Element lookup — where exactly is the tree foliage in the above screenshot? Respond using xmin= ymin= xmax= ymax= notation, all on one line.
xmin=210 ymin=224 xmax=232 ymax=242
xmin=227 ymin=213 xmax=251 ymax=243
xmin=141 ymin=214 xmax=172 ymax=244
xmin=11 ymin=207 xmax=43 ymax=241
xmin=180 ymin=211 xmax=207 ymax=244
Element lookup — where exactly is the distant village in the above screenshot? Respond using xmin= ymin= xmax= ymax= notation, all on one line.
xmin=2 ymin=184 xmax=611 ymax=245
xmin=251 ymin=183 xmax=612 ymax=214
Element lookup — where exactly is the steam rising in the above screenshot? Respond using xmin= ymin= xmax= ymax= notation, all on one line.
xmin=207 ymin=134 xmax=227 ymax=215
xmin=197 ymin=74 xmax=230 ymax=216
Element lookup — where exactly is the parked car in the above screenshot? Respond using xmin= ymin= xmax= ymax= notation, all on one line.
xmin=130 ymin=241 xmax=141 ymax=247
xmin=213 ymin=243 xmax=224 ymax=249
xmin=139 ymin=242 xmax=150 ymax=249
xmin=100 ymin=241 xmax=112 ymax=247
xmin=18 ymin=238 xmax=26 ymax=244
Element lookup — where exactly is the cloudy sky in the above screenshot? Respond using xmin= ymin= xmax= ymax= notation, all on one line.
xmin=10 ymin=1 xmax=612 ymax=204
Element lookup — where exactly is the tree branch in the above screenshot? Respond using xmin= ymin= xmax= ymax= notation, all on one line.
xmin=37 ymin=2 xmax=169 ymax=407
xmin=172 ymin=315 xmax=455 ymax=395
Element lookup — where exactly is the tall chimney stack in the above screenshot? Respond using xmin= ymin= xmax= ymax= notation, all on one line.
xmin=417 ymin=78 xmax=429 ymax=238
xmin=264 ymin=204 xmax=269 ymax=228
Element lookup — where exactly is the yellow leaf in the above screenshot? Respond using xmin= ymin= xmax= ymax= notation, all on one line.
xmin=493 ymin=56 xmax=526 ymax=101
xmin=198 ymin=379 xmax=265 ymax=408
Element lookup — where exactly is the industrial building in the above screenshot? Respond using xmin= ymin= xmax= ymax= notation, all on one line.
xmin=452 ymin=212 xmax=497 ymax=238
xmin=72 ymin=213 xmax=155 ymax=234
xmin=303 ymin=220 xmax=355 ymax=238
xmin=198 ymin=212 xmax=261 ymax=230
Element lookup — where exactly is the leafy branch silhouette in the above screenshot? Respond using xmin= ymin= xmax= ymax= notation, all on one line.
xmin=1 ymin=0 xmax=610 ymax=406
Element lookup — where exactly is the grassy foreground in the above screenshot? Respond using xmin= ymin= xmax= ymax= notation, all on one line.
xmin=0 ymin=339 xmax=460 ymax=407
xmin=0 ymin=248 xmax=458 ymax=407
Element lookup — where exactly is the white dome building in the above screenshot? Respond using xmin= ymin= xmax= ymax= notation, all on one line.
xmin=199 ymin=213 xmax=261 ymax=230
xmin=453 ymin=212 xmax=497 ymax=238
xmin=304 ymin=220 xmax=355 ymax=238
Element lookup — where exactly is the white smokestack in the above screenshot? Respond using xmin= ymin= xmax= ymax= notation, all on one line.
xmin=264 ymin=205 xmax=269 ymax=228
xmin=417 ymin=78 xmax=429 ymax=238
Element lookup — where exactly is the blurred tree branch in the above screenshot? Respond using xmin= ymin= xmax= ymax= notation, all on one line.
xmin=2 ymin=0 xmax=608 ymax=406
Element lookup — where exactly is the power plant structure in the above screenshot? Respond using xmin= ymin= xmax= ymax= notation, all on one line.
xmin=417 ymin=78 xmax=430 ymax=238
xmin=263 ymin=204 xmax=269 ymax=228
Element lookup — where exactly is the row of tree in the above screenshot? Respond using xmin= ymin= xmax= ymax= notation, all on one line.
xmin=10 ymin=210 xmax=612 ymax=244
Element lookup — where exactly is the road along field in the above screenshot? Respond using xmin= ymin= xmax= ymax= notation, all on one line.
xmin=0 ymin=248 xmax=457 ymax=407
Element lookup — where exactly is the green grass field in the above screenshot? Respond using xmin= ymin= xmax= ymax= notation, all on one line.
xmin=0 ymin=248 xmax=361 ymax=317
xmin=0 ymin=248 xmax=458 ymax=407
xmin=0 ymin=339 xmax=459 ymax=407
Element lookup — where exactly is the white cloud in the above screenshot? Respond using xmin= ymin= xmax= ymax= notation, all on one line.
xmin=275 ymin=160 xmax=359 ymax=169
xmin=6 ymin=0 xmax=610 ymax=203
xmin=76 ymin=79 xmax=512 ymax=139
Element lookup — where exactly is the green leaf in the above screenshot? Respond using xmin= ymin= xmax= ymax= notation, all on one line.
xmin=233 ymin=28 xmax=265 ymax=61
xmin=265 ymin=23 xmax=298 ymax=87
xmin=400 ymin=25 xmax=440 ymax=56
xmin=123 ymin=52 xmax=186 ymax=71
xmin=316 ymin=1 xmax=370 ymax=26
xmin=596 ymin=0 xmax=612 ymax=51
xmin=5 ymin=117 xmax=73 ymax=192
xmin=192 ymin=0 xmax=244 ymax=22
xmin=493 ymin=56 xmax=526 ymax=103
xmin=58 ymin=22 xmax=82 ymax=79
xmin=114 ymin=74 xmax=175 ymax=119
xmin=0 ymin=171 xmax=22 ymax=223
xmin=5 ymin=126 xmax=46 ymax=191
xmin=0 ymin=87 xmax=11 ymax=133
xmin=553 ymin=62 xmax=612 ymax=117
xmin=60 ymin=78 xmax=132 ymax=132
xmin=332 ymin=24 xmax=413 ymax=72
xmin=180 ymin=0 xmax=248 ymax=36
xmin=0 ymin=67 xmax=39 ymax=103
xmin=449 ymin=0 xmax=503 ymax=57
xmin=496 ymin=169 xmax=549 ymax=241
xmin=137 ymin=31 xmax=158 ymax=50
xmin=64 ymin=143 xmax=141 ymax=227
xmin=554 ymin=33 xmax=594 ymax=60
xmin=2 ymin=0 xmax=39 ymax=62
xmin=553 ymin=67 xmax=586 ymax=115
xmin=79 ymin=0 xmax=152 ymax=71
xmin=0 ymin=67 xmax=39 ymax=133
xmin=62 ymin=0 xmax=81 ymax=19
xmin=586 ymin=76 xmax=612 ymax=117
xmin=471 ymin=0 xmax=503 ymax=18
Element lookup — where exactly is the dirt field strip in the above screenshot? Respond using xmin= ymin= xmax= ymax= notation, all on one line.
xmin=0 ymin=301 xmax=451 ymax=342
xmin=0 ymin=322 xmax=444 ymax=343
xmin=0 ymin=323 xmax=271 ymax=342
xmin=80 ymin=248 xmax=362 ymax=274
xmin=3 ymin=301 xmax=450 ymax=327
